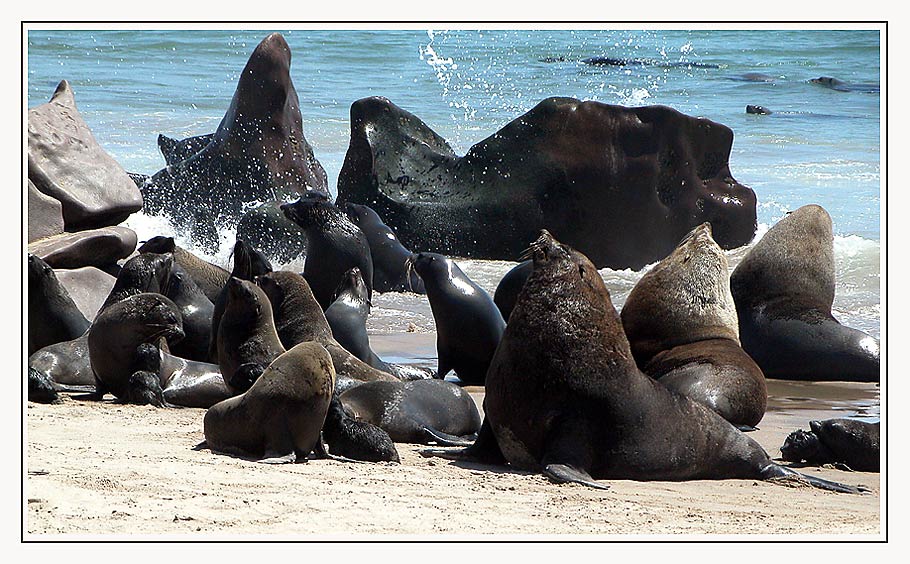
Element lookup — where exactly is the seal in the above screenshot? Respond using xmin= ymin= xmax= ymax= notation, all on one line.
xmin=781 ymin=418 xmax=880 ymax=472
xmin=746 ymin=105 xmax=772 ymax=115
xmin=343 ymin=202 xmax=426 ymax=293
xmin=87 ymin=293 xmax=186 ymax=401
xmin=410 ymin=252 xmax=505 ymax=384
xmin=620 ymin=223 xmax=767 ymax=429
xmin=340 ymin=379 xmax=481 ymax=445
xmin=423 ymin=231 xmax=865 ymax=493
xmin=320 ymin=395 xmax=401 ymax=462
xmin=208 ymin=239 xmax=273 ymax=362
xmin=325 ymin=268 xmax=434 ymax=381
xmin=281 ymin=190 xmax=374 ymax=310
xmin=28 ymin=254 xmax=90 ymax=355
xmin=215 ymin=277 xmax=286 ymax=394
xmin=255 ymin=270 xmax=398 ymax=392
xmin=138 ymin=235 xmax=229 ymax=303
xmin=164 ymin=264 xmax=215 ymax=363
xmin=492 ymin=260 xmax=532 ymax=322
xmin=730 ymin=205 xmax=880 ymax=381
xmin=204 ymin=341 xmax=335 ymax=463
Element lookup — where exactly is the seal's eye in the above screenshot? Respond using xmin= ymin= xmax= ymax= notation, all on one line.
xmin=578 ymin=264 xmax=585 ymax=278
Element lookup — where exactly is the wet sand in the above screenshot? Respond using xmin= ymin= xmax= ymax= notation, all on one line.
xmin=25 ymin=333 xmax=881 ymax=539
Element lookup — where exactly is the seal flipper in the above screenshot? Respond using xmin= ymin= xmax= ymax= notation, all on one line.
xmin=539 ymin=418 xmax=609 ymax=491
xmin=420 ymin=418 xmax=507 ymax=464
xmin=421 ymin=426 xmax=477 ymax=447
xmin=760 ymin=463 xmax=868 ymax=494
xmin=542 ymin=463 xmax=611 ymax=491
xmin=230 ymin=363 xmax=265 ymax=393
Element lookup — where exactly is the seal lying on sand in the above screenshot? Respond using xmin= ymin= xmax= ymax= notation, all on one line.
xmin=325 ymin=268 xmax=433 ymax=381
xmin=621 ymin=223 xmax=767 ymax=429
xmin=340 ymin=379 xmax=481 ymax=444
xmin=410 ymin=252 xmax=505 ymax=384
xmin=730 ymin=205 xmax=880 ymax=381
xmin=204 ymin=342 xmax=335 ymax=463
xmin=281 ymin=191 xmax=374 ymax=310
xmin=320 ymin=395 xmax=400 ymax=463
xmin=256 ymin=270 xmax=398 ymax=392
xmin=781 ymin=418 xmax=880 ymax=472
xmin=424 ymin=231 xmax=865 ymax=493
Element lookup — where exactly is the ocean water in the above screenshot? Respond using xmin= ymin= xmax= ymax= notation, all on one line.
xmin=26 ymin=28 xmax=882 ymax=345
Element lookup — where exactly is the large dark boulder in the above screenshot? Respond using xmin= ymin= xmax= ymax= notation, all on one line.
xmin=28 ymin=80 xmax=143 ymax=231
xmin=142 ymin=33 xmax=328 ymax=251
xmin=336 ymin=96 xmax=757 ymax=270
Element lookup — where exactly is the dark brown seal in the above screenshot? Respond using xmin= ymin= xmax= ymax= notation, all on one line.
xmin=621 ymin=223 xmax=767 ymax=428
xmin=781 ymin=418 xmax=880 ymax=472
xmin=425 ymin=231 xmax=865 ymax=494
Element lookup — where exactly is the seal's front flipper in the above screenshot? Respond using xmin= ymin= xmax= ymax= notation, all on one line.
xmin=542 ymin=463 xmax=611 ymax=491
xmin=421 ymin=426 xmax=477 ymax=446
xmin=192 ymin=440 xmax=208 ymax=451
xmin=761 ymin=463 xmax=868 ymax=494
xmin=737 ymin=425 xmax=759 ymax=432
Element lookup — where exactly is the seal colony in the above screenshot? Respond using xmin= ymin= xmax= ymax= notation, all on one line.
xmin=28 ymin=33 xmax=878 ymax=515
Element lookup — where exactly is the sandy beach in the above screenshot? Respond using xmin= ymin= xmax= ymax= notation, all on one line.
xmin=24 ymin=332 xmax=881 ymax=540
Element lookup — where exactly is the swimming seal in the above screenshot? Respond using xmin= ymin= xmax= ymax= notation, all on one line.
xmin=424 ymin=231 xmax=865 ymax=493
xmin=730 ymin=205 xmax=880 ymax=381
xmin=781 ymin=418 xmax=880 ymax=472
xmin=325 ymin=268 xmax=434 ymax=381
xmin=203 ymin=341 xmax=335 ymax=463
xmin=215 ymin=277 xmax=285 ymax=394
xmin=281 ymin=191 xmax=374 ymax=310
xmin=621 ymin=223 xmax=767 ymax=428
xmin=255 ymin=270 xmax=398 ymax=392
xmin=28 ymin=254 xmax=90 ymax=355
xmin=340 ymin=379 xmax=481 ymax=445
xmin=410 ymin=252 xmax=505 ymax=384
xmin=343 ymin=202 xmax=426 ymax=293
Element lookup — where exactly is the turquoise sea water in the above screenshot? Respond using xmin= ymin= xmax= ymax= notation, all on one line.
xmin=25 ymin=28 xmax=883 ymax=339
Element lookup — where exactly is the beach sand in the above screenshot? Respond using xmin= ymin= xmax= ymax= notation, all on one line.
xmin=25 ymin=332 xmax=881 ymax=540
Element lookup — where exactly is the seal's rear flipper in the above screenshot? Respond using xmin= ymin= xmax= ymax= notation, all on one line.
xmin=761 ymin=463 xmax=868 ymax=494
xmin=192 ymin=440 xmax=208 ymax=451
xmin=421 ymin=426 xmax=477 ymax=446
xmin=258 ymin=452 xmax=299 ymax=464
xmin=736 ymin=425 xmax=759 ymax=432
xmin=420 ymin=418 xmax=506 ymax=464
xmin=542 ymin=463 xmax=611 ymax=491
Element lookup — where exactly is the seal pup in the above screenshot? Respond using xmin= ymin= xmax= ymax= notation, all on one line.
xmin=138 ymin=235 xmax=229 ymax=302
xmin=208 ymin=239 xmax=273 ymax=362
xmin=325 ymin=268 xmax=434 ymax=381
xmin=28 ymin=254 xmax=90 ymax=355
xmin=425 ymin=231 xmax=865 ymax=493
xmin=320 ymin=395 xmax=401 ymax=463
xmin=730 ymin=205 xmax=880 ymax=381
xmin=215 ymin=277 xmax=286 ymax=394
xmin=87 ymin=293 xmax=186 ymax=401
xmin=621 ymin=223 xmax=767 ymax=429
xmin=781 ymin=419 xmax=880 ymax=472
xmin=340 ymin=379 xmax=481 ymax=445
xmin=343 ymin=202 xmax=426 ymax=293
xmin=281 ymin=191 xmax=374 ymax=310
xmin=203 ymin=341 xmax=335 ymax=463
xmin=492 ymin=260 xmax=532 ymax=322
xmin=410 ymin=252 xmax=505 ymax=384
xmin=255 ymin=270 xmax=398 ymax=392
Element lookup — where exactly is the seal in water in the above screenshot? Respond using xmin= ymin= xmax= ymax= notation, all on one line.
xmin=730 ymin=205 xmax=880 ymax=381
xmin=424 ymin=231 xmax=866 ymax=493
xmin=208 ymin=239 xmax=273 ymax=362
xmin=255 ymin=270 xmax=398 ymax=392
xmin=410 ymin=253 xmax=505 ymax=384
xmin=621 ymin=223 xmax=767 ymax=429
xmin=138 ymin=235 xmax=229 ymax=303
xmin=215 ymin=277 xmax=285 ymax=394
xmin=340 ymin=379 xmax=481 ymax=445
xmin=281 ymin=191 xmax=374 ymax=310
xmin=343 ymin=202 xmax=426 ymax=293
xmin=325 ymin=268 xmax=434 ymax=381
xmin=781 ymin=419 xmax=880 ymax=472
xmin=492 ymin=260 xmax=532 ymax=322
xmin=746 ymin=105 xmax=772 ymax=115
xmin=28 ymin=254 xmax=90 ymax=355
xmin=203 ymin=341 xmax=335 ymax=463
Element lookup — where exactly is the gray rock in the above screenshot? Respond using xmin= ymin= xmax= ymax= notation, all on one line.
xmin=27 ymin=179 xmax=65 ymax=243
xmin=28 ymin=226 xmax=138 ymax=269
xmin=53 ymin=266 xmax=117 ymax=321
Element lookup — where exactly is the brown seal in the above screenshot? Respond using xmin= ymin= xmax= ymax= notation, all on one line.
xmin=621 ymin=223 xmax=767 ymax=428
xmin=425 ymin=231 xmax=865 ymax=494
xmin=203 ymin=342 xmax=335 ymax=463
